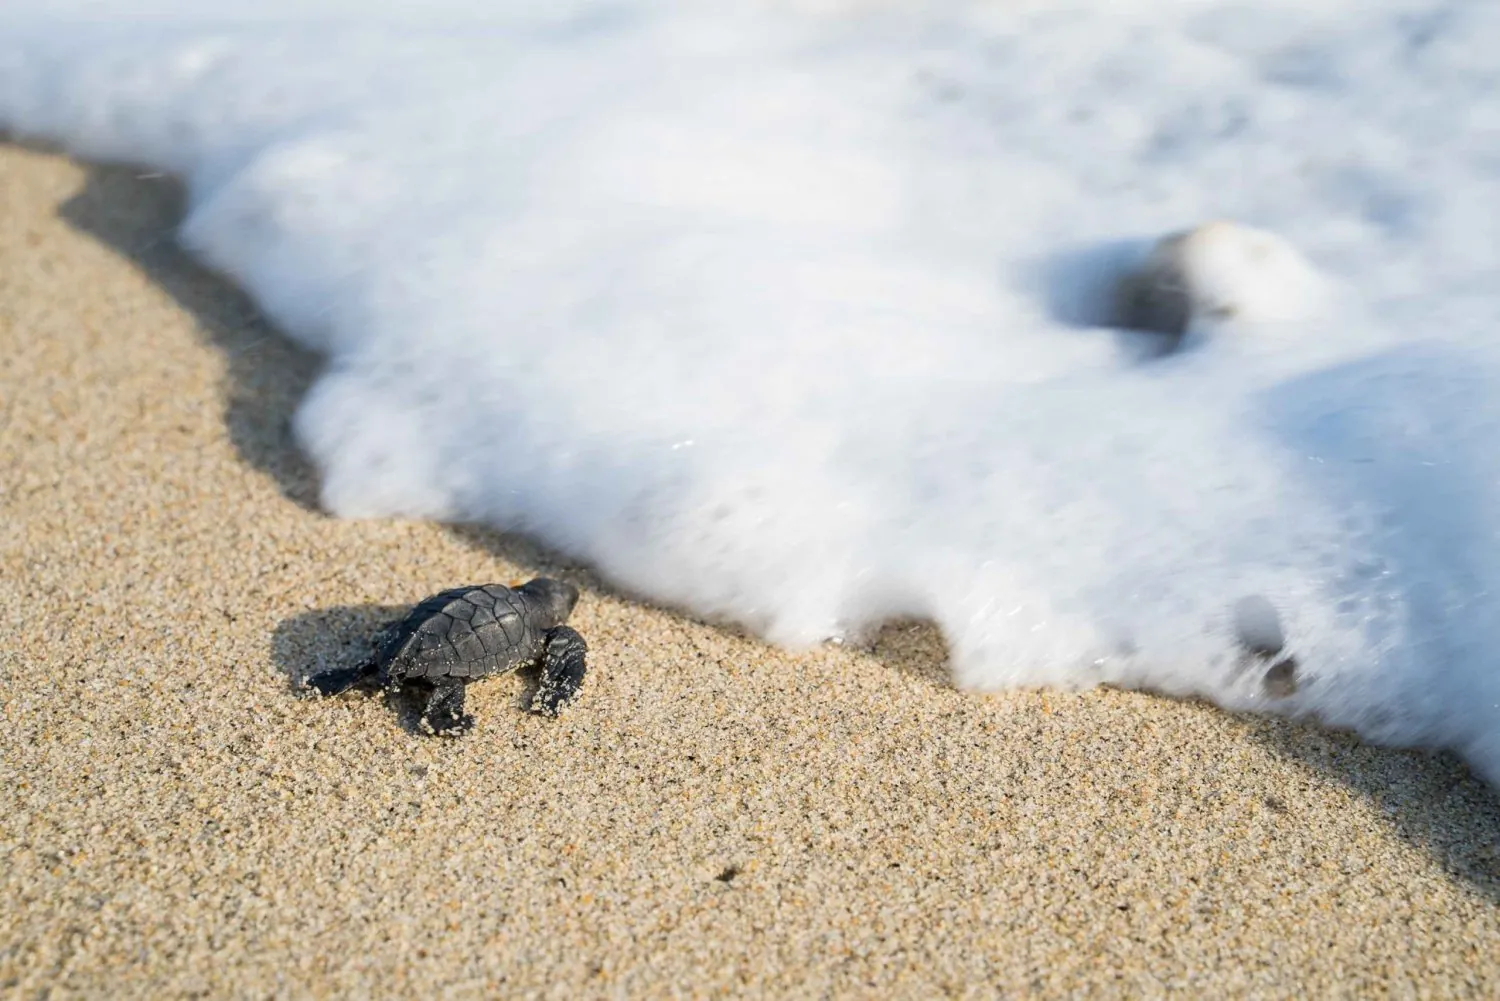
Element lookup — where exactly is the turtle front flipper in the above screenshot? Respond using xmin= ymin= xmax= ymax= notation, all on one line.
xmin=420 ymin=678 xmax=475 ymax=736
xmin=530 ymin=626 xmax=588 ymax=718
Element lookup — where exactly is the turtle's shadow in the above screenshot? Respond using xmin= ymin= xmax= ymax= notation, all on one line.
xmin=269 ymin=602 xmax=405 ymax=692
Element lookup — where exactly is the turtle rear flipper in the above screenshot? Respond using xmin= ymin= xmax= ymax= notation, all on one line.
xmin=306 ymin=661 xmax=379 ymax=697
xmin=420 ymin=678 xmax=475 ymax=736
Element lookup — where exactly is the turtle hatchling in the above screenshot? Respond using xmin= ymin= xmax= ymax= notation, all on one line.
xmin=307 ymin=578 xmax=588 ymax=736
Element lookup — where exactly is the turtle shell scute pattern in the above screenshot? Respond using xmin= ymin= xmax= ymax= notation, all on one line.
xmin=378 ymin=584 xmax=545 ymax=683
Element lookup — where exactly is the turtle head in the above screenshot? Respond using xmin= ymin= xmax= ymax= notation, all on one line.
xmin=517 ymin=577 xmax=580 ymax=626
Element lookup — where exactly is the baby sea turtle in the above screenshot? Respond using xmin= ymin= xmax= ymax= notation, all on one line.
xmin=307 ymin=578 xmax=587 ymax=736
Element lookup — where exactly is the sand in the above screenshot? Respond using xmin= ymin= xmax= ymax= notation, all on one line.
xmin=1 ymin=142 xmax=1498 ymax=999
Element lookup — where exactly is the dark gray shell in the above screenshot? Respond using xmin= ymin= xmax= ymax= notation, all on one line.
xmin=374 ymin=584 xmax=553 ymax=684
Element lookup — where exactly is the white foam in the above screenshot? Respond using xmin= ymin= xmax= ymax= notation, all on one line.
xmin=6 ymin=0 xmax=1500 ymax=782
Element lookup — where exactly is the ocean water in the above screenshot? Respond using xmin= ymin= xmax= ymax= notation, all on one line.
xmin=5 ymin=0 xmax=1500 ymax=781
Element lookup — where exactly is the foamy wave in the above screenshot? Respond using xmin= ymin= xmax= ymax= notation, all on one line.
xmin=6 ymin=0 xmax=1500 ymax=782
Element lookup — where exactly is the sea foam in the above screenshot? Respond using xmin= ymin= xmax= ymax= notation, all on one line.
xmin=5 ymin=0 xmax=1500 ymax=781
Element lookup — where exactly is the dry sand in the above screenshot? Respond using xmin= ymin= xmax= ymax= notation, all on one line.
xmin=2 ymin=142 xmax=1499 ymax=998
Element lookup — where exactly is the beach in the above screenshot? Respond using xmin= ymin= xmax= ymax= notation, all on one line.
xmin=2 ymin=143 xmax=1499 ymax=997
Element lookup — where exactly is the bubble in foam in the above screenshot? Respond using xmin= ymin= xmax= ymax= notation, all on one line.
xmin=1232 ymin=595 xmax=1286 ymax=659
xmin=1116 ymin=221 xmax=1329 ymax=345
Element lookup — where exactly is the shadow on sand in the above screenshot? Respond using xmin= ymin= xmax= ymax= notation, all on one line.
xmin=55 ymin=158 xmax=325 ymax=510
xmin=270 ymin=602 xmax=422 ymax=735
xmin=45 ymin=152 xmax=1500 ymax=903
xmin=1238 ymin=713 xmax=1500 ymax=900
xmin=871 ymin=615 xmax=1500 ymax=903
xmin=56 ymin=157 xmax=603 ymax=581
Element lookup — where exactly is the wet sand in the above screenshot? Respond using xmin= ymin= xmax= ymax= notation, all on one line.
xmin=2 ymin=144 xmax=1498 ymax=998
